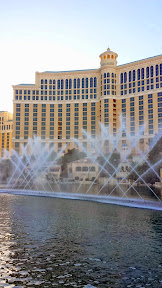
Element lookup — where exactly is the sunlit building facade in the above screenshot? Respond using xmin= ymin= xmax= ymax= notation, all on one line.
xmin=12 ymin=48 xmax=162 ymax=155
xmin=0 ymin=111 xmax=13 ymax=157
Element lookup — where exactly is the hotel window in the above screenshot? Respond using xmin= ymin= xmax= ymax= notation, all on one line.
xmin=130 ymin=97 xmax=135 ymax=136
xmin=130 ymin=97 xmax=134 ymax=102
xmin=130 ymin=101 xmax=134 ymax=106
xmin=82 ymin=78 xmax=85 ymax=88
xmin=158 ymin=92 xmax=162 ymax=132
xmin=141 ymin=68 xmax=144 ymax=79
xmin=86 ymin=78 xmax=88 ymax=88
xmin=94 ymin=77 xmax=97 ymax=87
xmin=65 ymin=79 xmax=68 ymax=89
xmin=139 ymin=96 xmax=144 ymax=134
xmin=156 ymin=65 xmax=159 ymax=76
xmin=74 ymin=79 xmax=76 ymax=89
xmin=61 ymin=79 xmax=64 ymax=89
xmin=77 ymin=78 xmax=80 ymax=88
xmin=148 ymin=95 xmax=153 ymax=134
xmin=133 ymin=70 xmax=136 ymax=81
xmin=120 ymin=73 xmax=123 ymax=84
xmin=160 ymin=64 xmax=162 ymax=75
xmin=150 ymin=66 xmax=154 ymax=78
xmin=137 ymin=69 xmax=140 ymax=80
xmin=90 ymin=77 xmax=93 ymax=87
xmin=129 ymin=71 xmax=131 ymax=82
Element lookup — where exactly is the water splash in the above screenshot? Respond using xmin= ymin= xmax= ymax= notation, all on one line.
xmin=0 ymin=127 xmax=161 ymax=210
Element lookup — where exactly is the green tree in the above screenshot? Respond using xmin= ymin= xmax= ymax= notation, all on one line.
xmin=128 ymin=135 xmax=162 ymax=184
xmin=57 ymin=148 xmax=86 ymax=177
xmin=97 ymin=150 xmax=121 ymax=176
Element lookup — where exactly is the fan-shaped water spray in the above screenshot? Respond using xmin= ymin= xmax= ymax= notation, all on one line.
xmin=0 ymin=126 xmax=162 ymax=210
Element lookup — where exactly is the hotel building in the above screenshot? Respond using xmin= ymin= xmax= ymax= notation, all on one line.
xmin=12 ymin=48 xmax=162 ymax=155
xmin=0 ymin=111 xmax=13 ymax=157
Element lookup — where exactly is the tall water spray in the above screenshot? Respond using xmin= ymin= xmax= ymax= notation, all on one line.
xmin=0 ymin=125 xmax=162 ymax=210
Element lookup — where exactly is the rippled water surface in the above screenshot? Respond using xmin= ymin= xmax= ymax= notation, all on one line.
xmin=0 ymin=193 xmax=162 ymax=288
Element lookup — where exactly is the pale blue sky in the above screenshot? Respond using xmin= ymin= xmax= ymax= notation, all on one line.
xmin=0 ymin=0 xmax=162 ymax=112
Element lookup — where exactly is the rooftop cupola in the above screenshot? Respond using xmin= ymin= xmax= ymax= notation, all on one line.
xmin=99 ymin=48 xmax=118 ymax=67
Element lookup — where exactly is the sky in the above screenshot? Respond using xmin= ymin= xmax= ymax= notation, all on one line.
xmin=0 ymin=0 xmax=162 ymax=113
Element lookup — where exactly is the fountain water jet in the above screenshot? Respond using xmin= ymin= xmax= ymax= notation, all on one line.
xmin=0 ymin=127 xmax=161 ymax=211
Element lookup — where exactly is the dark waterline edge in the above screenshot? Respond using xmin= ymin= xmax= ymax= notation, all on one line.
xmin=0 ymin=189 xmax=162 ymax=212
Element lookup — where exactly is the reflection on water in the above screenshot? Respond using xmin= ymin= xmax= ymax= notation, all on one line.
xmin=0 ymin=193 xmax=162 ymax=287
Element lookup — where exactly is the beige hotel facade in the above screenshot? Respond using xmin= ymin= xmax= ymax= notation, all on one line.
xmin=0 ymin=111 xmax=13 ymax=157
xmin=12 ymin=48 xmax=162 ymax=155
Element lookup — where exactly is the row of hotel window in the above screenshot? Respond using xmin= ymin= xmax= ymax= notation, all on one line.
xmin=15 ymin=91 xmax=97 ymax=101
xmin=15 ymin=103 xmax=96 ymax=140
xmin=15 ymin=79 xmax=162 ymax=100
xmin=121 ymin=93 xmax=162 ymax=135
xmin=15 ymin=103 xmax=96 ymax=109
xmin=120 ymin=65 xmax=162 ymax=83
xmin=0 ymin=125 xmax=12 ymax=131
xmin=102 ymin=73 xmax=116 ymax=78
xmin=1 ymin=133 xmax=10 ymax=151
xmin=15 ymin=89 xmax=96 ymax=94
xmin=102 ymin=94 xmax=162 ymax=136
xmin=101 ymin=75 xmax=117 ymax=102
xmin=15 ymin=93 xmax=162 ymax=114
xmin=40 ymin=77 xmax=97 ymax=88
xmin=120 ymin=77 xmax=162 ymax=95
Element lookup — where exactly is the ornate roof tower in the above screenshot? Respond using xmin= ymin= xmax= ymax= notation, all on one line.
xmin=99 ymin=48 xmax=118 ymax=67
